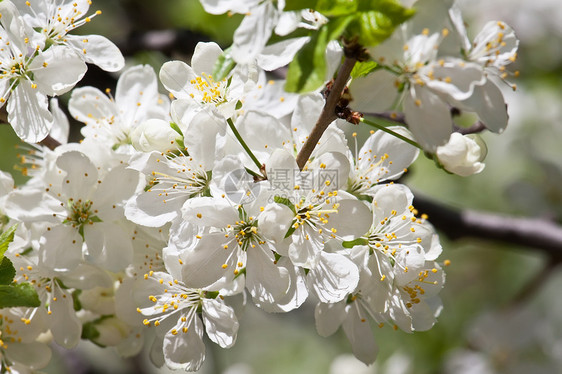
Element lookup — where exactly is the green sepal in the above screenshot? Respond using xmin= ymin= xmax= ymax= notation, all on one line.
xmin=81 ymin=321 xmax=100 ymax=342
xmin=235 ymin=100 xmax=243 ymax=110
xmin=0 ymin=257 xmax=15 ymax=286
xmin=0 ymin=224 xmax=18 ymax=261
xmin=212 ymin=46 xmax=236 ymax=82
xmin=170 ymin=122 xmax=183 ymax=136
xmin=72 ymin=289 xmax=83 ymax=311
xmin=233 ymin=267 xmax=246 ymax=280
xmin=350 ymin=60 xmax=378 ymax=78
xmin=273 ymin=195 xmax=296 ymax=214
xmin=81 ymin=315 xmax=113 ymax=347
xmin=203 ymin=290 xmax=219 ymax=299
xmin=285 ymin=16 xmax=353 ymax=93
xmin=284 ymin=225 xmax=296 ymax=239
xmin=342 ymin=237 xmax=369 ymax=248
xmin=0 ymin=283 xmax=41 ymax=308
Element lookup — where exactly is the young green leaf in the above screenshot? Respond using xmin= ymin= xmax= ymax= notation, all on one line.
xmin=0 ymin=257 xmax=15 ymax=286
xmin=285 ymin=16 xmax=353 ymax=93
xmin=0 ymin=224 xmax=17 ymax=261
xmin=350 ymin=60 xmax=378 ymax=78
xmin=0 ymin=283 xmax=41 ymax=308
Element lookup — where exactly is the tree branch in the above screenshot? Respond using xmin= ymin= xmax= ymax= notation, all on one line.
xmin=413 ymin=194 xmax=562 ymax=262
xmin=296 ymin=55 xmax=357 ymax=170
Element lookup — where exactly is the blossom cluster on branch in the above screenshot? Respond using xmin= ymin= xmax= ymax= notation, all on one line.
xmin=0 ymin=0 xmax=518 ymax=372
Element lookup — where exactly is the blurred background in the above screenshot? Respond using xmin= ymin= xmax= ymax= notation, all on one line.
xmin=1 ymin=0 xmax=561 ymax=373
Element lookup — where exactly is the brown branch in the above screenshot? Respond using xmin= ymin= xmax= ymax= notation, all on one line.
xmin=295 ymin=55 xmax=357 ymax=170
xmin=413 ymin=194 xmax=562 ymax=262
xmin=39 ymin=135 xmax=62 ymax=150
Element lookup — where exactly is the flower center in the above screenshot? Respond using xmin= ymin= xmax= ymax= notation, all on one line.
xmin=189 ymin=73 xmax=227 ymax=105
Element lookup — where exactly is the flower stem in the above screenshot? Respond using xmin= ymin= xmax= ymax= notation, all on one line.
xmin=360 ymin=117 xmax=423 ymax=150
xmin=227 ymin=117 xmax=263 ymax=171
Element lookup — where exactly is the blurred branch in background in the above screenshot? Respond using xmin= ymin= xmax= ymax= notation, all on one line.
xmin=414 ymin=193 xmax=562 ymax=261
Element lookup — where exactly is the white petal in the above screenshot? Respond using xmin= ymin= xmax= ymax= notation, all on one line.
xmin=115 ymin=64 xmax=160 ymax=123
xmin=258 ymin=203 xmax=295 ymax=243
xmin=358 ymin=127 xmax=419 ymax=184
xmin=180 ymin=232 xmax=234 ymax=288
xmin=50 ymin=286 xmax=82 ymax=348
xmin=49 ymin=98 xmax=69 ymax=144
xmin=423 ymin=60 xmax=485 ymax=101
xmin=191 ymin=42 xmax=223 ymax=76
xmin=32 ymin=46 xmax=87 ymax=95
xmin=163 ymin=317 xmax=205 ymax=371
xmin=404 ymin=85 xmax=452 ymax=151
xmin=4 ymin=189 xmax=64 ymax=223
xmin=68 ymin=86 xmax=117 ymax=127
xmin=55 ymin=151 xmax=97 ymax=199
xmin=460 ymin=80 xmax=508 ymax=133
xmin=7 ymin=80 xmax=52 ymax=143
xmin=246 ymin=244 xmax=292 ymax=312
xmin=65 ymin=34 xmax=124 ymax=72
xmin=349 ymin=69 xmax=399 ymax=113
xmin=159 ymin=61 xmax=197 ymax=99
xmin=202 ymin=298 xmax=239 ymax=348
xmin=314 ymin=301 xmax=347 ymax=337
xmin=327 ymin=198 xmax=372 ymax=239
xmin=6 ymin=342 xmax=51 ymax=370
xmin=39 ymin=225 xmax=83 ymax=271
xmin=182 ymin=197 xmax=238 ymax=227
xmin=231 ymin=2 xmax=277 ymax=64
xmin=84 ymin=223 xmax=133 ymax=272
xmin=308 ymin=252 xmax=359 ymax=303
xmin=257 ymin=37 xmax=310 ymax=71
xmin=342 ymin=307 xmax=378 ymax=365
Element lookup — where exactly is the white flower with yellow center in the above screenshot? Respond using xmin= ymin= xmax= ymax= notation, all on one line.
xmin=16 ymin=0 xmax=124 ymax=72
xmin=69 ymin=65 xmax=170 ymax=151
xmin=125 ymin=151 xmax=210 ymax=228
xmin=349 ymin=28 xmax=486 ymax=151
xmin=135 ymin=271 xmax=239 ymax=372
xmin=0 ymin=1 xmax=87 ymax=143
xmin=0 ymin=307 xmax=51 ymax=373
xmin=448 ymin=4 xmax=519 ymax=133
xmin=346 ymin=128 xmax=419 ymax=197
xmin=5 ymin=150 xmax=141 ymax=272
xmin=160 ymin=42 xmax=252 ymax=121
xmin=268 ymin=149 xmax=371 ymax=269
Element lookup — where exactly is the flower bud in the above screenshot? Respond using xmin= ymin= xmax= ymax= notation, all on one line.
xmin=92 ymin=317 xmax=131 ymax=347
xmin=130 ymin=119 xmax=179 ymax=153
xmin=436 ymin=133 xmax=486 ymax=176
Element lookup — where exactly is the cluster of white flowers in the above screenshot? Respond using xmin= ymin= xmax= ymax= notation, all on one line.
xmin=0 ymin=0 xmax=519 ymax=372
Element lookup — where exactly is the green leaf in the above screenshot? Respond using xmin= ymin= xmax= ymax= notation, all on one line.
xmin=350 ymin=60 xmax=378 ymax=78
xmin=0 ymin=257 xmax=15 ymax=286
xmin=212 ymin=47 xmax=236 ymax=82
xmin=0 ymin=224 xmax=18 ymax=261
xmin=347 ymin=0 xmax=415 ymax=47
xmin=284 ymin=0 xmax=357 ymax=16
xmin=342 ymin=237 xmax=369 ymax=248
xmin=0 ymin=283 xmax=41 ymax=308
xmin=285 ymin=16 xmax=353 ymax=93
xmin=284 ymin=0 xmax=318 ymax=11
